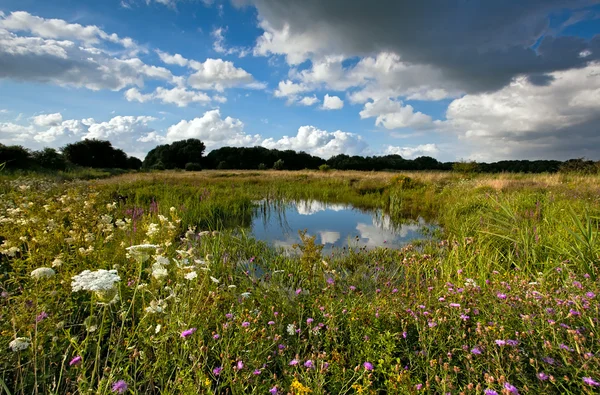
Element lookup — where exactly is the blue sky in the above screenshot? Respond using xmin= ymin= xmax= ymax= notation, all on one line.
xmin=1 ymin=0 xmax=600 ymax=161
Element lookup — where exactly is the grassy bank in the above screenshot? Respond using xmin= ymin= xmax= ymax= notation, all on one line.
xmin=1 ymin=171 xmax=599 ymax=394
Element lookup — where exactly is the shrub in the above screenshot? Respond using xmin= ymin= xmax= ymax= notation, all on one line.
xmin=319 ymin=164 xmax=331 ymax=172
xmin=273 ymin=159 xmax=285 ymax=170
xmin=185 ymin=162 xmax=202 ymax=171
xmin=258 ymin=163 xmax=267 ymax=170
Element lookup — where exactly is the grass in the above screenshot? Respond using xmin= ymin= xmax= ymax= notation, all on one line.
xmin=0 ymin=170 xmax=599 ymax=394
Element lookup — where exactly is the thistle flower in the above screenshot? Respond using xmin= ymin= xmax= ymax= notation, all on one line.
xmin=30 ymin=267 xmax=55 ymax=279
xmin=213 ymin=366 xmax=223 ymax=376
xmin=269 ymin=386 xmax=278 ymax=394
xmin=9 ymin=337 xmax=30 ymax=352
xmin=236 ymin=360 xmax=244 ymax=370
xmin=304 ymin=360 xmax=314 ymax=369
xmin=242 ymin=321 xmax=250 ymax=327
xmin=36 ymin=311 xmax=48 ymax=323
xmin=363 ymin=361 xmax=373 ymax=371
xmin=537 ymin=372 xmax=549 ymax=381
xmin=484 ymin=390 xmax=498 ymax=395
xmin=583 ymin=377 xmax=600 ymax=386
xmin=181 ymin=328 xmax=197 ymax=338
xmin=111 ymin=380 xmax=128 ymax=394
xmin=495 ymin=340 xmax=506 ymax=346
xmin=289 ymin=359 xmax=299 ymax=366
xmin=471 ymin=347 xmax=482 ymax=355
xmin=253 ymin=369 xmax=261 ymax=375
xmin=504 ymin=382 xmax=519 ymax=394
xmin=69 ymin=355 xmax=82 ymax=366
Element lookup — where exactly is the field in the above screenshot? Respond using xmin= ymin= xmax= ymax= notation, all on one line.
xmin=1 ymin=170 xmax=599 ymax=394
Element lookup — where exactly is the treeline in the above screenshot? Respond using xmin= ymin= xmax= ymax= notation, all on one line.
xmin=0 ymin=139 xmax=142 ymax=171
xmin=2 ymin=138 xmax=599 ymax=174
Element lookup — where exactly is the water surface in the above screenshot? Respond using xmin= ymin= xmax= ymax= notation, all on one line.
xmin=250 ymin=200 xmax=436 ymax=252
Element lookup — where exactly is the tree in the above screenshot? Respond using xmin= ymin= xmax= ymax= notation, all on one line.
xmin=62 ymin=139 xmax=138 ymax=168
xmin=0 ymin=144 xmax=33 ymax=169
xmin=143 ymin=139 xmax=206 ymax=169
xmin=32 ymin=148 xmax=67 ymax=170
xmin=273 ymin=159 xmax=285 ymax=170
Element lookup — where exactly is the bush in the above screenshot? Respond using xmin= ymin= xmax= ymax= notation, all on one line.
xmin=273 ymin=159 xmax=285 ymax=170
xmin=151 ymin=161 xmax=165 ymax=170
xmin=185 ymin=162 xmax=202 ymax=171
xmin=258 ymin=163 xmax=267 ymax=170
xmin=32 ymin=148 xmax=67 ymax=171
xmin=452 ymin=160 xmax=480 ymax=174
xmin=319 ymin=164 xmax=331 ymax=172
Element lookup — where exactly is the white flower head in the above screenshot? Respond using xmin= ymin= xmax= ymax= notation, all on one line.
xmin=9 ymin=337 xmax=30 ymax=352
xmin=152 ymin=263 xmax=168 ymax=280
xmin=72 ymin=269 xmax=120 ymax=304
xmin=210 ymin=276 xmax=220 ymax=284
xmin=145 ymin=299 xmax=167 ymax=314
xmin=240 ymin=292 xmax=251 ymax=299
xmin=184 ymin=271 xmax=198 ymax=280
xmin=51 ymin=258 xmax=63 ymax=268
xmin=286 ymin=323 xmax=296 ymax=336
xmin=31 ymin=267 xmax=56 ymax=279
xmin=155 ymin=256 xmax=170 ymax=266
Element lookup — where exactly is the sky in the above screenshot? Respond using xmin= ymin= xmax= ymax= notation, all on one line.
xmin=1 ymin=0 xmax=600 ymax=162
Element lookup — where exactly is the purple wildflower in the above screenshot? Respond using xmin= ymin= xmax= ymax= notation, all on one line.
xmin=326 ymin=278 xmax=334 ymax=285
xmin=415 ymin=384 xmax=423 ymax=390
xmin=253 ymin=369 xmax=261 ymax=375
xmin=495 ymin=340 xmax=506 ymax=346
xmin=304 ymin=360 xmax=314 ymax=369
xmin=542 ymin=356 xmax=555 ymax=365
xmin=111 ymin=380 xmax=128 ymax=394
xmin=225 ymin=313 xmax=233 ymax=319
xmin=349 ymin=286 xmax=356 ymax=291
xmin=363 ymin=362 xmax=374 ymax=371
xmin=497 ymin=293 xmax=507 ymax=299
xmin=306 ymin=318 xmax=314 ymax=324
xmin=213 ymin=366 xmax=223 ymax=376
xmin=242 ymin=321 xmax=250 ymax=327
xmin=449 ymin=303 xmax=460 ymax=308
xmin=484 ymin=390 xmax=498 ymax=395
xmin=69 ymin=355 xmax=82 ymax=366
xmin=392 ymin=288 xmax=398 ymax=293
xmin=36 ymin=311 xmax=48 ymax=323
xmin=560 ymin=343 xmax=574 ymax=352
xmin=537 ymin=372 xmax=549 ymax=381
xmin=504 ymin=382 xmax=519 ymax=394
xmin=268 ymin=320 xmax=275 ymax=325
xmin=471 ymin=347 xmax=482 ymax=355
xmin=236 ymin=360 xmax=244 ymax=370
xmin=295 ymin=288 xmax=302 ymax=295
xmin=213 ymin=334 xmax=220 ymax=340
xmin=289 ymin=359 xmax=299 ymax=366
xmin=583 ymin=377 xmax=600 ymax=386
xmin=506 ymin=339 xmax=519 ymax=347
xmin=269 ymin=386 xmax=278 ymax=394
xmin=180 ymin=328 xmax=197 ymax=338
xmin=460 ymin=314 xmax=470 ymax=321
xmin=586 ymin=292 xmax=595 ymax=299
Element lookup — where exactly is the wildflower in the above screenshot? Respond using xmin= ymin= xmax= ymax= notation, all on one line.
xmin=306 ymin=318 xmax=314 ymax=324
xmin=363 ymin=361 xmax=374 ymax=371
xmin=326 ymin=278 xmax=334 ymax=285
xmin=242 ymin=321 xmax=250 ymax=327
xmin=471 ymin=347 xmax=482 ymax=355
xmin=537 ymin=372 xmax=549 ymax=381
xmin=295 ymin=288 xmax=302 ymax=295
xmin=31 ymin=267 xmax=55 ymax=279
xmin=583 ymin=377 xmax=600 ymax=386
xmin=253 ymin=369 xmax=261 ymax=375
xmin=268 ymin=321 xmax=275 ymax=325
xmin=269 ymin=386 xmax=278 ymax=394
xmin=71 ymin=269 xmax=121 ymax=304
xmin=484 ymin=390 xmax=498 ymax=395
xmin=415 ymin=384 xmax=423 ymax=390
xmin=506 ymin=339 xmax=519 ymax=347
xmin=181 ymin=328 xmax=197 ymax=338
xmin=184 ymin=272 xmax=197 ymax=280
xmin=240 ymin=292 xmax=251 ymax=298
xmin=52 ymin=258 xmax=63 ymax=268
xmin=569 ymin=309 xmax=580 ymax=316
xmin=560 ymin=344 xmax=574 ymax=352
xmin=542 ymin=357 xmax=555 ymax=365
xmin=213 ymin=366 xmax=223 ymax=376
xmin=236 ymin=360 xmax=244 ymax=370
xmin=152 ymin=263 xmax=168 ymax=280
xmin=287 ymin=323 xmax=296 ymax=335
xmin=290 ymin=378 xmax=312 ymax=394
xmin=497 ymin=293 xmax=507 ymax=299
xmin=586 ymin=292 xmax=596 ymax=299
xmin=210 ymin=276 xmax=220 ymax=284
xmin=349 ymin=286 xmax=356 ymax=291
xmin=69 ymin=355 xmax=82 ymax=366
xmin=111 ymin=380 xmax=128 ymax=394
xmin=304 ymin=360 xmax=314 ymax=369
xmin=8 ymin=337 xmax=30 ymax=352
xmin=449 ymin=303 xmax=461 ymax=308
xmin=289 ymin=359 xmax=299 ymax=366
xmin=504 ymin=382 xmax=519 ymax=394
xmin=460 ymin=314 xmax=470 ymax=321
xmin=226 ymin=313 xmax=233 ymax=319
xmin=495 ymin=340 xmax=506 ymax=346
xmin=213 ymin=334 xmax=220 ymax=340
xmin=145 ymin=299 xmax=166 ymax=314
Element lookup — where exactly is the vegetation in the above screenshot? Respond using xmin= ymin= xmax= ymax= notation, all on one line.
xmin=1 ymin=170 xmax=599 ymax=394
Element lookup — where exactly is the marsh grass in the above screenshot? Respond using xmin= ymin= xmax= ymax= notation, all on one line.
xmin=0 ymin=171 xmax=599 ymax=394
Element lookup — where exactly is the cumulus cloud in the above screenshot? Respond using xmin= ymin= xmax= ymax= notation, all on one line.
xmin=245 ymin=0 xmax=600 ymax=93
xmin=322 ymin=94 xmax=343 ymax=110
xmin=188 ymin=58 xmax=256 ymax=91
xmin=360 ymin=98 xmax=435 ymax=130
xmin=156 ymin=50 xmax=188 ymax=67
xmin=212 ymin=27 xmax=250 ymax=57
xmin=384 ymin=144 xmax=439 ymax=159
xmin=444 ymin=62 xmax=600 ymax=160
xmin=262 ymin=125 xmax=366 ymax=158
xmin=298 ymin=95 xmax=319 ymax=106
xmin=125 ymin=87 xmax=211 ymax=107
xmin=32 ymin=113 xmax=63 ymax=127
xmin=164 ymin=109 xmax=262 ymax=148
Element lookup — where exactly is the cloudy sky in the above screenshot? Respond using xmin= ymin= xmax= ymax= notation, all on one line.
xmin=1 ymin=0 xmax=600 ymax=161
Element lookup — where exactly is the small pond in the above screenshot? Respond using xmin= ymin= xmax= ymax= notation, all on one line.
xmin=249 ymin=199 xmax=438 ymax=252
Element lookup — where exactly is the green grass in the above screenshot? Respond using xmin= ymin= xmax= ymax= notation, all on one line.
xmin=0 ymin=171 xmax=599 ymax=394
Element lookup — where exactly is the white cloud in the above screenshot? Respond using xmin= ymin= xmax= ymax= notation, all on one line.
xmin=125 ymin=87 xmax=211 ymax=107
xmin=384 ymin=144 xmax=439 ymax=159
xmin=212 ymin=27 xmax=250 ymax=57
xmin=274 ymin=80 xmax=310 ymax=98
xmin=165 ymin=109 xmax=262 ymax=148
xmin=32 ymin=112 xmax=63 ymax=127
xmin=188 ymin=58 xmax=255 ymax=91
xmin=360 ymin=98 xmax=434 ymax=130
xmin=298 ymin=95 xmax=319 ymax=106
xmin=322 ymin=94 xmax=344 ymax=110
xmin=0 ymin=11 xmax=136 ymax=48
xmin=156 ymin=50 xmax=188 ymax=67
xmin=444 ymin=62 xmax=600 ymax=160
xmin=262 ymin=125 xmax=366 ymax=158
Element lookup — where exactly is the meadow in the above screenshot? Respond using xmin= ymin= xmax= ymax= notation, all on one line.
xmin=1 ymin=170 xmax=599 ymax=394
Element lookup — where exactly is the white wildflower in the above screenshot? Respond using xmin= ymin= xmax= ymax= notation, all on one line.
xmin=194 ymin=259 xmax=208 ymax=265
xmin=71 ymin=269 xmax=120 ymax=304
xmin=286 ymin=324 xmax=296 ymax=336
xmin=30 ymin=267 xmax=56 ymax=279
xmin=155 ymin=324 xmax=162 ymax=334
xmin=184 ymin=271 xmax=198 ymax=280
xmin=152 ymin=263 xmax=168 ymax=280
xmin=51 ymin=258 xmax=63 ymax=268
xmin=126 ymin=244 xmax=159 ymax=252
xmin=210 ymin=276 xmax=220 ymax=284
xmin=155 ymin=256 xmax=170 ymax=266
xmin=9 ymin=337 xmax=30 ymax=352
xmin=464 ymin=278 xmax=477 ymax=288
xmin=241 ymin=292 xmax=251 ymax=299
xmin=145 ymin=299 xmax=167 ymax=314
xmin=146 ymin=223 xmax=160 ymax=237
xmin=228 ymin=285 xmax=237 ymax=289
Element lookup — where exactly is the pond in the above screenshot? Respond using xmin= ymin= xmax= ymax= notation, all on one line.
xmin=249 ymin=199 xmax=438 ymax=252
